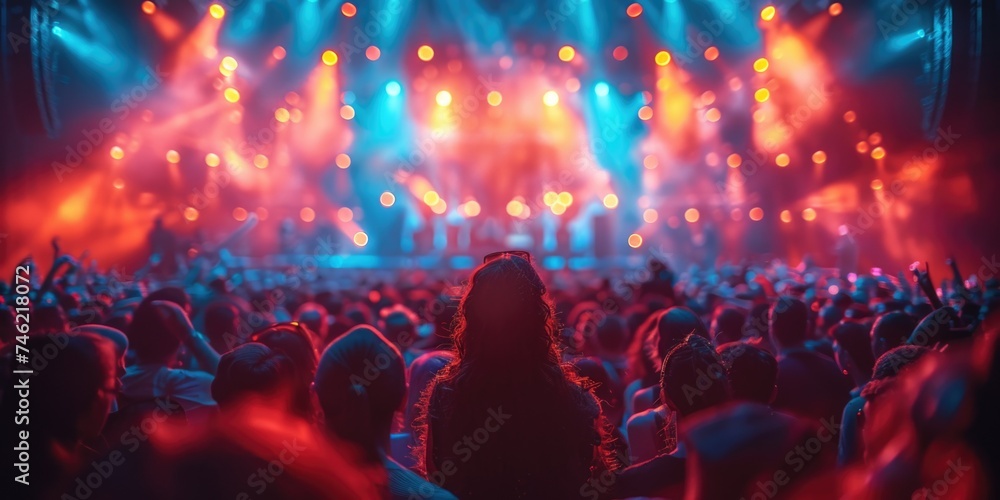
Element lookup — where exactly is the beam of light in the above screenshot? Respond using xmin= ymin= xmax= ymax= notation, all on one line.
xmin=293 ymin=62 xmax=352 ymax=166
xmin=147 ymin=9 xmax=183 ymax=41
xmin=52 ymin=27 xmax=126 ymax=80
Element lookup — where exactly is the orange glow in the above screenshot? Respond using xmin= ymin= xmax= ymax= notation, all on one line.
xmin=366 ymin=46 xmax=381 ymax=61
xmin=221 ymin=56 xmax=238 ymax=72
xmin=749 ymin=207 xmax=764 ymax=221
xmin=775 ymin=153 xmax=790 ymax=167
xmin=760 ymin=5 xmax=776 ymax=21
xmin=566 ymin=78 xmax=581 ymax=93
xmin=706 ymin=152 xmax=720 ymax=166
xmin=275 ymin=107 xmax=290 ymax=122
xmin=337 ymin=207 xmax=354 ymax=222
xmin=655 ymin=51 xmax=671 ymax=66
xmin=253 ymin=154 xmax=269 ymax=169
xmin=643 ymin=209 xmax=658 ymax=223
xmin=871 ymin=147 xmax=886 ymax=160
xmin=843 ymin=110 xmax=856 ymax=123
xmin=431 ymin=199 xmax=448 ymax=215
xmin=704 ymin=46 xmax=719 ymax=61
xmin=462 ymin=200 xmax=482 ymax=217
xmin=183 ymin=207 xmax=199 ymax=221
xmin=705 ymin=108 xmax=721 ymax=122
xmin=856 ymin=141 xmax=869 ymax=154
xmin=112 ymin=178 xmax=125 ymax=190
xmin=336 ymin=153 xmax=351 ymax=169
xmin=166 ymin=150 xmax=180 ymax=164
xmin=417 ymin=45 xmax=434 ymax=61
xmin=603 ymin=194 xmax=619 ymax=209
xmin=701 ymin=91 xmax=716 ymax=105
xmin=828 ymin=3 xmax=843 ymax=16
xmin=638 ymin=106 xmax=653 ymax=120
xmin=110 ymin=146 xmax=124 ymax=160
xmin=506 ymin=200 xmax=525 ymax=217
xmin=754 ymin=88 xmax=770 ymax=102
xmin=626 ymin=3 xmax=643 ymax=17
xmin=727 ymin=153 xmax=742 ymax=168
xmin=558 ymin=46 xmax=576 ymax=62
xmin=224 ymin=87 xmax=240 ymax=103
xmin=812 ymin=151 xmax=827 ymax=164
xmin=487 ymin=91 xmax=502 ymax=106
xmin=423 ymin=191 xmax=441 ymax=206
xmin=300 ymin=207 xmax=315 ymax=222
xmin=628 ymin=234 xmax=643 ymax=248
xmin=613 ymin=46 xmax=628 ymax=61
xmin=322 ymin=50 xmax=338 ymax=66
xmin=205 ymin=153 xmax=220 ymax=167
xmin=209 ymin=4 xmax=225 ymax=19
xmin=868 ymin=132 xmax=882 ymax=145
xmin=141 ymin=1 xmax=156 ymax=14
xmin=780 ymin=210 xmax=792 ymax=223
xmin=340 ymin=105 xmax=355 ymax=120
xmin=643 ymin=155 xmax=658 ymax=169
xmin=272 ymin=46 xmax=286 ymax=60
xmin=753 ymin=58 xmax=769 ymax=72
xmin=802 ymin=208 xmax=817 ymax=221
xmin=341 ymin=2 xmax=357 ymax=17
xmin=380 ymin=192 xmax=395 ymax=207
xmin=684 ymin=208 xmax=700 ymax=223
xmin=871 ymin=179 xmax=884 ymax=190
xmin=233 ymin=207 xmax=248 ymax=221
xmin=353 ymin=232 xmax=369 ymax=246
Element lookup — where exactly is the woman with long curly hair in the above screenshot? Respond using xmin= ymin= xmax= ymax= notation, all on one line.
xmin=415 ymin=253 xmax=622 ymax=499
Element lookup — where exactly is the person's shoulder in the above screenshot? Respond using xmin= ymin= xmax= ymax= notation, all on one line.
xmin=385 ymin=458 xmax=457 ymax=500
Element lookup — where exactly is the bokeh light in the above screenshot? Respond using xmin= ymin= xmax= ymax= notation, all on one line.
xmin=603 ymin=194 xmax=619 ymax=209
xmin=749 ymin=207 xmax=764 ymax=221
xmin=300 ymin=207 xmax=315 ymax=222
xmin=684 ymin=208 xmax=700 ymax=223
xmin=628 ymin=233 xmax=643 ymax=248
xmin=418 ymin=45 xmax=434 ymax=61
xmin=380 ymin=192 xmax=396 ymax=207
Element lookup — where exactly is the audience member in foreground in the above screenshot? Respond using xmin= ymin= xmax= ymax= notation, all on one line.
xmin=315 ymin=325 xmax=455 ymax=500
xmin=417 ymin=254 xmax=621 ymax=498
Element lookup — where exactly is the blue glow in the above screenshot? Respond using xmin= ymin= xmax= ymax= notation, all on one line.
xmin=386 ymin=81 xmax=401 ymax=96
xmin=53 ymin=26 xmax=63 ymax=37
xmin=342 ymin=91 xmax=356 ymax=105
xmin=595 ymin=82 xmax=609 ymax=97
xmin=917 ymin=29 xmax=926 ymax=38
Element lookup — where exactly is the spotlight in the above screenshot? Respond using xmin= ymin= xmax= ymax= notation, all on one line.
xmin=209 ymin=4 xmax=225 ymax=19
xmin=543 ymin=91 xmax=559 ymax=106
xmin=594 ymin=82 xmax=610 ymax=97
xmin=386 ymin=81 xmax=401 ymax=96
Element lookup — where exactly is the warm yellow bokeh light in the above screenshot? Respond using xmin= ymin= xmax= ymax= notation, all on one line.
xmin=380 ymin=192 xmax=396 ymax=207
xmin=423 ymin=191 xmax=441 ymax=206
xmin=628 ymin=234 xmax=643 ymax=248
xmin=684 ymin=208 xmax=700 ymax=223
xmin=166 ymin=150 xmax=180 ymax=164
xmin=753 ymin=58 xmax=769 ymax=72
xmin=336 ymin=153 xmax=351 ymax=169
xmin=209 ymin=4 xmax=225 ymax=19
xmin=638 ymin=106 xmax=653 ymax=120
xmin=812 ymin=151 xmax=827 ymax=164
xmin=322 ymin=50 xmax=338 ymax=66
xmin=543 ymin=91 xmax=560 ymax=107
xmin=417 ymin=45 xmax=434 ymax=61
xmin=487 ymin=91 xmax=502 ymax=106
xmin=603 ymin=194 xmax=619 ymax=209
xmin=224 ymin=88 xmax=240 ymax=103
xmin=871 ymin=147 xmax=886 ymax=160
xmin=655 ymin=51 xmax=671 ymax=66
xmin=643 ymin=209 xmax=658 ymax=224
xmin=761 ymin=5 xmax=776 ymax=21
xmin=110 ymin=146 xmax=124 ymax=160
xmin=775 ymin=153 xmax=790 ymax=167
xmin=780 ymin=210 xmax=792 ymax=223
xmin=253 ymin=154 xmax=268 ymax=169
xmin=754 ymin=88 xmax=770 ymax=102
xmin=353 ymin=232 xmax=369 ymax=247
xmin=558 ymin=46 xmax=576 ymax=62
xmin=205 ymin=153 xmax=220 ymax=167
xmin=802 ymin=208 xmax=817 ymax=221
xmin=436 ymin=90 xmax=452 ymax=106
